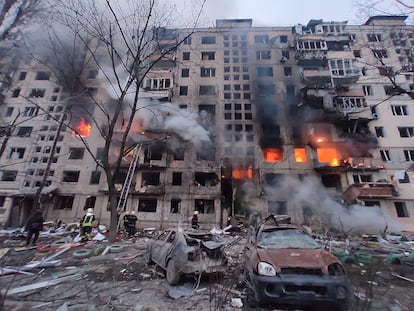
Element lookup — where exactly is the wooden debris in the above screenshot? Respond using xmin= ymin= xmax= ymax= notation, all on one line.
xmin=214 ymin=284 xmax=241 ymax=296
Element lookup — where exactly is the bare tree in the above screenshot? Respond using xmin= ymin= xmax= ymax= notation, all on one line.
xmin=37 ymin=0 xmax=206 ymax=242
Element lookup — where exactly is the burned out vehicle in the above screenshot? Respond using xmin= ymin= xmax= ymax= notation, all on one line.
xmin=146 ymin=228 xmax=227 ymax=285
xmin=243 ymin=215 xmax=353 ymax=310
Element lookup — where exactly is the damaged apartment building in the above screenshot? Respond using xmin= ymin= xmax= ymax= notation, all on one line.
xmin=0 ymin=16 xmax=414 ymax=230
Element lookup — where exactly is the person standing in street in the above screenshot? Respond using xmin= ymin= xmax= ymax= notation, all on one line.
xmin=80 ymin=208 xmax=95 ymax=242
xmin=191 ymin=211 xmax=199 ymax=229
xmin=25 ymin=207 xmax=44 ymax=246
xmin=125 ymin=210 xmax=138 ymax=237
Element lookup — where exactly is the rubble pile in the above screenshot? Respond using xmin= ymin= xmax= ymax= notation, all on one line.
xmin=0 ymin=222 xmax=413 ymax=310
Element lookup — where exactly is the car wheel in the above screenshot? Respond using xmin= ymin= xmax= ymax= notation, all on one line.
xmin=166 ymin=259 xmax=180 ymax=285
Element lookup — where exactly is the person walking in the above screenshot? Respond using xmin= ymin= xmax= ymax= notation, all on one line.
xmin=25 ymin=207 xmax=44 ymax=246
xmin=80 ymin=208 xmax=95 ymax=242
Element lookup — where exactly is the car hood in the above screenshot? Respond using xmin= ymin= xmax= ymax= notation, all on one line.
xmin=257 ymin=248 xmax=337 ymax=269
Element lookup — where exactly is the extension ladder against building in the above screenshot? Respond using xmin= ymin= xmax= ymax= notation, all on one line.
xmin=116 ymin=144 xmax=141 ymax=213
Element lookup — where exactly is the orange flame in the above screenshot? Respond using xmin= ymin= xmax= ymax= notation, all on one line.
xmin=232 ymin=166 xmax=253 ymax=179
xmin=263 ymin=148 xmax=283 ymax=162
xmin=294 ymin=148 xmax=307 ymax=163
xmin=316 ymin=148 xmax=341 ymax=166
xmin=73 ymin=118 xmax=91 ymax=137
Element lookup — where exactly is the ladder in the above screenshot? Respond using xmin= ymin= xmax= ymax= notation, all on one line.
xmin=116 ymin=144 xmax=141 ymax=213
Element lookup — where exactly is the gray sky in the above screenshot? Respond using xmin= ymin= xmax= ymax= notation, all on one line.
xmin=196 ymin=0 xmax=412 ymax=26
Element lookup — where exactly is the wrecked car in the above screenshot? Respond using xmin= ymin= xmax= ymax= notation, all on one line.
xmin=243 ymin=214 xmax=353 ymax=310
xmin=146 ymin=228 xmax=227 ymax=285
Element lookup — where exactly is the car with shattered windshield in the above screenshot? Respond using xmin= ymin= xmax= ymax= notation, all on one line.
xmin=243 ymin=214 xmax=353 ymax=310
xmin=146 ymin=228 xmax=227 ymax=285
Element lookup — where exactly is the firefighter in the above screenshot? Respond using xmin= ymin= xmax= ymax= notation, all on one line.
xmin=80 ymin=208 xmax=95 ymax=242
xmin=191 ymin=211 xmax=199 ymax=229
xmin=25 ymin=207 xmax=44 ymax=246
xmin=125 ymin=210 xmax=138 ymax=237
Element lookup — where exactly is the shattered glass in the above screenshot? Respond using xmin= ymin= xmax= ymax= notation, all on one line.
xmin=258 ymin=228 xmax=320 ymax=249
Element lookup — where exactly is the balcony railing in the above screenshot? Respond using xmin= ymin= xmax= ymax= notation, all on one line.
xmin=346 ymin=157 xmax=384 ymax=170
xmin=342 ymin=183 xmax=396 ymax=204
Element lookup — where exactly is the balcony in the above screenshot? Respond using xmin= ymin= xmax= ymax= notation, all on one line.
xmin=302 ymin=69 xmax=331 ymax=86
xmin=295 ymin=50 xmax=327 ymax=66
xmin=343 ymin=183 xmax=396 ymax=204
xmin=345 ymin=157 xmax=385 ymax=170
xmin=134 ymin=184 xmax=165 ymax=195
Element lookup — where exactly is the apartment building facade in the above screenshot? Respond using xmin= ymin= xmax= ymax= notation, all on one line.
xmin=0 ymin=16 xmax=413 ymax=231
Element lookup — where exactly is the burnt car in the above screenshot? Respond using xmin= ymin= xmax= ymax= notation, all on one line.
xmin=243 ymin=215 xmax=353 ymax=310
xmin=146 ymin=228 xmax=227 ymax=285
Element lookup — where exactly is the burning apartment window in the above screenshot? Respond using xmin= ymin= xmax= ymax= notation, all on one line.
xmin=29 ymin=88 xmax=45 ymax=98
xmin=19 ymin=71 xmax=27 ymax=80
xmin=138 ymin=199 xmax=157 ymax=213
xmin=0 ymin=170 xmax=18 ymax=181
xmin=182 ymin=52 xmax=190 ymax=60
xmin=380 ymin=149 xmax=391 ymax=162
xmin=9 ymin=148 xmax=25 ymax=159
xmin=375 ymin=127 xmax=384 ymax=138
xmin=391 ymin=105 xmax=408 ymax=116
xmin=62 ymin=171 xmax=80 ymax=183
xmin=172 ymin=172 xmax=182 ymax=186
xmin=16 ymin=126 xmax=32 ymax=137
xmin=201 ymin=36 xmax=216 ymax=44
xmin=181 ymin=68 xmax=189 ymax=77
xmin=54 ymin=195 xmax=74 ymax=210
xmin=11 ymin=88 xmax=20 ymax=97
xmin=404 ymin=150 xmax=414 ymax=161
xmin=316 ymin=148 xmax=341 ymax=166
xmin=257 ymin=67 xmax=273 ymax=77
xmin=141 ymin=172 xmax=160 ymax=185
xmin=199 ymin=85 xmax=216 ymax=96
xmin=201 ymin=52 xmax=215 ymax=60
xmin=268 ymin=201 xmax=287 ymax=215
xmin=398 ymin=127 xmax=414 ymax=138
xmin=35 ymin=71 xmax=51 ymax=80
xmin=170 ymin=199 xmax=181 ymax=213
xmin=68 ymin=147 xmax=85 ymax=159
xmin=263 ymin=148 xmax=283 ymax=162
xmin=294 ymin=148 xmax=307 ymax=163
xmin=394 ymin=202 xmax=409 ymax=217
xmin=179 ymin=86 xmax=188 ymax=96
xmin=256 ymin=50 xmax=271 ymax=60
xmin=195 ymin=199 xmax=214 ymax=214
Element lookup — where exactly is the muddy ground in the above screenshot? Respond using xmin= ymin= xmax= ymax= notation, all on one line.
xmin=1 ymin=232 xmax=414 ymax=311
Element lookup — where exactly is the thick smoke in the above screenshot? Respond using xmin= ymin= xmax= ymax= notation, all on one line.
xmin=264 ymin=175 xmax=411 ymax=234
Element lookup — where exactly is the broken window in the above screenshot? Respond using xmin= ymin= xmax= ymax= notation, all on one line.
xmin=375 ymin=126 xmax=384 ymax=138
xmin=9 ymin=148 xmax=25 ymax=159
xmin=0 ymin=170 xmax=18 ymax=181
xmin=367 ymin=33 xmax=382 ymax=42
xmin=141 ymin=172 xmax=160 ymax=185
xmin=194 ymin=172 xmax=219 ymax=186
xmin=195 ymin=199 xmax=214 ymax=214
xmin=364 ymin=201 xmax=380 ymax=207
xmin=373 ymin=50 xmax=388 ymax=58
xmin=284 ymin=67 xmax=292 ymax=76
xmin=89 ymin=171 xmax=101 ymax=184
xmin=29 ymin=88 xmax=46 ymax=98
xmin=138 ymin=198 xmax=157 ymax=212
xmin=11 ymin=88 xmax=20 ymax=97
xmin=257 ymin=67 xmax=273 ymax=77
xmin=404 ymin=150 xmax=414 ymax=161
xmin=268 ymin=201 xmax=287 ymax=214
xmin=256 ymin=50 xmax=271 ymax=60
xmin=363 ymin=85 xmax=373 ymax=96
xmin=201 ymin=52 xmax=215 ymax=60
xmin=394 ymin=202 xmax=409 ymax=217
xmin=172 ymin=172 xmax=182 ymax=186
xmin=68 ymin=147 xmax=85 ymax=159
xmin=200 ymin=67 xmax=216 ymax=77
xmin=321 ymin=174 xmax=342 ymax=191
xmin=380 ymin=149 xmax=391 ymax=162
xmin=173 ymin=148 xmax=185 ymax=160
xmin=263 ymin=148 xmax=283 ymax=162
xmin=144 ymin=147 xmax=162 ymax=162
xmin=84 ymin=196 xmax=96 ymax=210
xmin=294 ymin=148 xmax=307 ymax=163
xmin=201 ymin=36 xmax=216 ymax=44
xmin=199 ymin=85 xmax=216 ymax=95
xmin=170 ymin=199 xmax=181 ymax=213
xmin=316 ymin=148 xmax=341 ymax=166
xmin=54 ymin=195 xmax=74 ymax=210
xmin=62 ymin=171 xmax=80 ymax=182
xmin=16 ymin=126 xmax=32 ymax=137
xmin=353 ymin=174 xmax=373 ymax=183
xmin=19 ymin=72 xmax=27 ymax=80
xmin=35 ymin=71 xmax=51 ymax=80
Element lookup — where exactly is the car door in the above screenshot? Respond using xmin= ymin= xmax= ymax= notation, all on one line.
xmin=151 ymin=230 xmax=177 ymax=269
xmin=244 ymin=225 xmax=258 ymax=272
xmin=151 ymin=230 xmax=170 ymax=266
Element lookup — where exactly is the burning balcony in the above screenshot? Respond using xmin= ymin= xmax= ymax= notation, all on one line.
xmin=345 ymin=157 xmax=385 ymax=170
xmin=342 ymin=183 xmax=396 ymax=204
xmin=72 ymin=117 xmax=92 ymax=138
xmin=263 ymin=148 xmax=283 ymax=162
xmin=314 ymin=147 xmax=343 ymax=168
